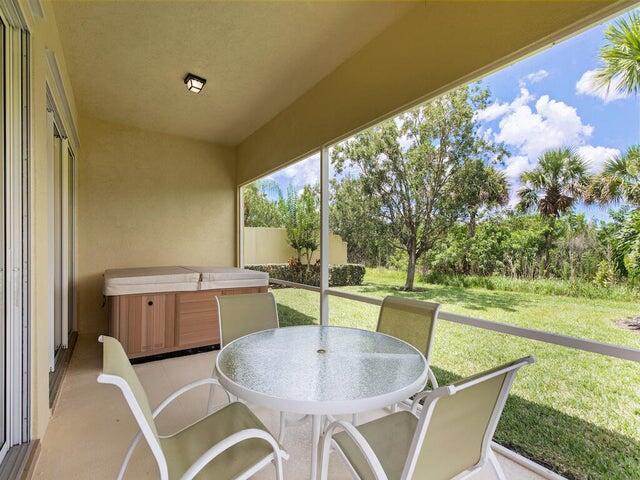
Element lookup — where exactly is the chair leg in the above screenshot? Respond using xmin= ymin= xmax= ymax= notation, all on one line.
xmin=351 ymin=413 xmax=358 ymax=426
xmin=278 ymin=411 xmax=286 ymax=444
xmin=274 ymin=453 xmax=284 ymax=480
xmin=488 ymin=449 xmax=507 ymax=480
xmin=206 ymin=365 xmax=218 ymax=414
xmin=427 ymin=367 xmax=439 ymax=389
xmin=319 ymin=436 xmax=333 ymax=480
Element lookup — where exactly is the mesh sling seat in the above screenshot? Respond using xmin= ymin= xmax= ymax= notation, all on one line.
xmin=319 ymin=356 xmax=535 ymax=480
xmin=98 ymin=336 xmax=287 ymax=480
xmin=376 ymin=296 xmax=440 ymax=390
xmin=207 ymin=292 xmax=293 ymax=443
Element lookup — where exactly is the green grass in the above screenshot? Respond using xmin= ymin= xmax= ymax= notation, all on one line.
xmin=272 ymin=269 xmax=640 ymax=480
xmin=421 ymin=271 xmax=640 ymax=302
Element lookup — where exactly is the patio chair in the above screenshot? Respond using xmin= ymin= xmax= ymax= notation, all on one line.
xmin=319 ymin=356 xmax=535 ymax=480
xmin=97 ymin=335 xmax=287 ymax=480
xmin=374 ymin=296 xmax=440 ymax=414
xmin=207 ymin=292 xmax=292 ymax=441
xmin=377 ymin=296 xmax=440 ymax=389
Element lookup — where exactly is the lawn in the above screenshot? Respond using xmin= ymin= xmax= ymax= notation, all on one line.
xmin=272 ymin=268 xmax=640 ymax=480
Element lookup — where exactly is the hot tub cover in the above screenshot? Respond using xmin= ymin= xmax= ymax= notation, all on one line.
xmin=103 ymin=266 xmax=200 ymax=296
xmin=187 ymin=266 xmax=269 ymax=290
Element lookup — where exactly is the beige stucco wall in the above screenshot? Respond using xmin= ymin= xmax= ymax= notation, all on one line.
xmin=237 ymin=0 xmax=632 ymax=184
xmin=77 ymin=115 xmax=237 ymax=335
xmin=243 ymin=227 xmax=347 ymax=265
xmin=20 ymin=0 xmax=82 ymax=440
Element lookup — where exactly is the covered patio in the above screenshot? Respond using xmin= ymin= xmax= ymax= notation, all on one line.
xmin=0 ymin=1 xmax=637 ymax=479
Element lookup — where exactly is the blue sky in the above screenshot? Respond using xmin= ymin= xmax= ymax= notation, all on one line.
xmin=262 ymin=10 xmax=639 ymax=221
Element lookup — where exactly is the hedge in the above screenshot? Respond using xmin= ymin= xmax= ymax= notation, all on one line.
xmin=246 ymin=263 xmax=365 ymax=287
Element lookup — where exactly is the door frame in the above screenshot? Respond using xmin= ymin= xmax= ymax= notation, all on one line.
xmin=46 ymin=98 xmax=75 ymax=371
xmin=0 ymin=4 xmax=30 ymax=462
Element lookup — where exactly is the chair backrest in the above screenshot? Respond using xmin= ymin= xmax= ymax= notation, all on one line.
xmin=97 ymin=336 xmax=168 ymax=477
xmin=376 ymin=296 xmax=440 ymax=361
xmin=403 ymin=356 xmax=534 ymax=480
xmin=217 ymin=292 xmax=279 ymax=347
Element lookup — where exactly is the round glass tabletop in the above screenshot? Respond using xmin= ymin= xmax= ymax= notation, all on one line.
xmin=216 ymin=325 xmax=428 ymax=415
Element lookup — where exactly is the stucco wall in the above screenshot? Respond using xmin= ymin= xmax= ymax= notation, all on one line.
xmin=21 ymin=0 xmax=82 ymax=440
xmin=236 ymin=1 xmax=631 ymax=184
xmin=77 ymin=115 xmax=237 ymax=335
xmin=243 ymin=227 xmax=347 ymax=265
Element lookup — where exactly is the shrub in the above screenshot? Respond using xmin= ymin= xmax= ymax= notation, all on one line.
xmin=246 ymin=262 xmax=365 ymax=287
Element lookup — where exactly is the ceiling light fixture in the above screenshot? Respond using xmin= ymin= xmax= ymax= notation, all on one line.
xmin=184 ymin=73 xmax=206 ymax=93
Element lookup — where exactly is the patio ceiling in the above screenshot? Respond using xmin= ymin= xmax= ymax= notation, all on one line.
xmin=52 ymin=0 xmax=414 ymax=145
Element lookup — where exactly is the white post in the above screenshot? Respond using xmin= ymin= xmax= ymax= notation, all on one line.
xmin=60 ymin=138 xmax=69 ymax=348
xmin=46 ymin=111 xmax=55 ymax=372
xmin=238 ymin=186 xmax=244 ymax=268
xmin=320 ymin=146 xmax=329 ymax=326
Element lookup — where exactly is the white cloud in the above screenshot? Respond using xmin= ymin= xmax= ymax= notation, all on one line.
xmin=475 ymin=87 xmax=534 ymax=122
xmin=575 ymin=69 xmax=630 ymax=103
xmin=503 ymin=155 xmax=534 ymax=206
xmin=524 ymin=69 xmax=549 ymax=83
xmin=270 ymin=154 xmax=320 ymax=190
xmin=576 ymin=145 xmax=620 ymax=174
xmin=496 ymin=94 xmax=593 ymax=160
xmin=483 ymin=87 xmax=609 ymax=207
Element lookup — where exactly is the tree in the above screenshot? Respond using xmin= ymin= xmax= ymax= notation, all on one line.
xmin=586 ymin=145 xmax=640 ymax=206
xmin=332 ymin=85 xmax=506 ymax=290
xmin=612 ymin=208 xmax=640 ymax=282
xmin=593 ymin=11 xmax=640 ymax=96
xmin=456 ymin=160 xmax=509 ymax=237
xmin=243 ymin=180 xmax=284 ymax=227
xmin=330 ymin=177 xmax=392 ymax=266
xmin=517 ymin=148 xmax=590 ymax=218
xmin=517 ymin=148 xmax=590 ymax=273
xmin=283 ymin=185 xmax=320 ymax=266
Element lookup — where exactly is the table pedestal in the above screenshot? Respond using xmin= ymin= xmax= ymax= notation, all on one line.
xmin=311 ymin=415 xmax=323 ymax=480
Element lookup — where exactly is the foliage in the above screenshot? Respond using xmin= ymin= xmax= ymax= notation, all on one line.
xmin=586 ymin=145 xmax=640 ymax=206
xmin=613 ymin=209 xmax=640 ymax=282
xmin=593 ymin=10 xmax=640 ymax=96
xmin=282 ymin=185 xmax=320 ymax=264
xmin=243 ymin=180 xmax=284 ymax=228
xmin=332 ymin=85 xmax=506 ymax=290
xmin=245 ymin=262 xmax=365 ymax=287
xmin=329 ymin=177 xmax=394 ymax=266
xmin=517 ymin=148 xmax=590 ymax=218
xmin=421 ymin=271 xmax=638 ymax=301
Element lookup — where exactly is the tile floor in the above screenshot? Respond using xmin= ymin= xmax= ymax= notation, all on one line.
xmin=31 ymin=336 xmax=546 ymax=479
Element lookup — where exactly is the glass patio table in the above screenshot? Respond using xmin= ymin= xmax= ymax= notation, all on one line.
xmin=216 ymin=325 xmax=428 ymax=480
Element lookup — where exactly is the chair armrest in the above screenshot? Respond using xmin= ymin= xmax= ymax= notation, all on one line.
xmin=153 ymin=377 xmax=230 ymax=418
xmin=322 ymin=420 xmax=388 ymax=480
xmin=411 ymin=385 xmax=455 ymax=414
xmin=179 ymin=428 xmax=286 ymax=480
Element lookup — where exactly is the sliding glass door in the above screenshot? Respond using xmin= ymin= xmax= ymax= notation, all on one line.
xmin=0 ymin=18 xmax=7 ymax=461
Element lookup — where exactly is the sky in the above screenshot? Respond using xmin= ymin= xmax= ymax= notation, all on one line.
xmin=261 ymin=10 xmax=639 ymax=221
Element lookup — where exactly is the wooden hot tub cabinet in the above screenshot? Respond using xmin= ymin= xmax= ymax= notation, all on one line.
xmin=104 ymin=266 xmax=269 ymax=358
xmin=108 ymin=286 xmax=267 ymax=358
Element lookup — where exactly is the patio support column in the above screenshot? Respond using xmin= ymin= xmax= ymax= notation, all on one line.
xmin=320 ymin=146 xmax=329 ymax=325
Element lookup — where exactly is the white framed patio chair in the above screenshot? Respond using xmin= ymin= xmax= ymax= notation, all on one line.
xmin=207 ymin=292 xmax=294 ymax=442
xmin=319 ymin=356 xmax=535 ymax=480
xmin=97 ymin=335 xmax=287 ymax=480
xmin=374 ymin=296 xmax=440 ymax=414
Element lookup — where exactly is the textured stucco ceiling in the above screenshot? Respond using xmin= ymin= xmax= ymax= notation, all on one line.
xmin=52 ymin=1 xmax=414 ymax=145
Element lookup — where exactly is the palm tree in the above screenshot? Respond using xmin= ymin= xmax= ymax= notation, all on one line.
xmin=585 ymin=145 xmax=640 ymax=206
xmin=593 ymin=11 xmax=640 ymax=96
xmin=458 ymin=159 xmax=509 ymax=238
xmin=518 ymin=148 xmax=590 ymax=217
xmin=517 ymin=148 xmax=590 ymax=274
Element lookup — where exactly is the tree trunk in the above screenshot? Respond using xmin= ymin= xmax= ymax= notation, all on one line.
xmin=404 ymin=248 xmax=417 ymax=291
xmin=463 ymin=210 xmax=477 ymax=274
